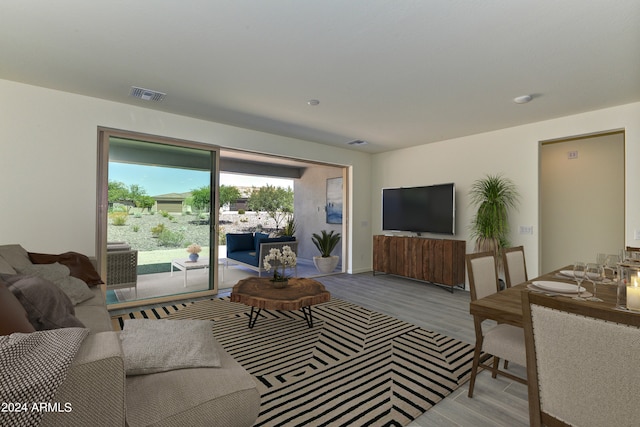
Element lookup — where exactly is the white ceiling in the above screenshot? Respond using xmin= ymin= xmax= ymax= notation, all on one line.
xmin=1 ymin=1 xmax=639 ymax=154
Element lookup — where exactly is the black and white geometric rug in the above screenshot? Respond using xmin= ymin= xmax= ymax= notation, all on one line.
xmin=112 ymin=298 xmax=474 ymax=427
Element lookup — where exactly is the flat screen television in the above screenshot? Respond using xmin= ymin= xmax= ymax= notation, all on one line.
xmin=382 ymin=183 xmax=455 ymax=234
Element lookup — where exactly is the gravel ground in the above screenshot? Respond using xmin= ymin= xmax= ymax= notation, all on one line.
xmin=108 ymin=211 xmax=278 ymax=252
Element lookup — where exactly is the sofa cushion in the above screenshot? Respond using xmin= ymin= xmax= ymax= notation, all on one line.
xmin=253 ymin=232 xmax=270 ymax=250
xmin=73 ymin=304 xmax=113 ymax=334
xmin=0 ymin=279 xmax=36 ymax=335
xmin=0 ymin=256 xmax=17 ymax=275
xmin=0 ymin=244 xmax=31 ymax=270
xmin=228 ymin=251 xmax=260 ymax=266
xmin=1 ymin=274 xmax=84 ymax=331
xmin=29 ymin=251 xmax=104 ymax=286
xmin=226 ymin=233 xmax=255 ymax=253
xmin=16 ymin=263 xmax=94 ymax=306
xmin=125 ymin=342 xmax=260 ymax=427
xmin=120 ymin=319 xmax=221 ymax=376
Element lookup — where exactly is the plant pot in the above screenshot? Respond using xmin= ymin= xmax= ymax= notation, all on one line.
xmin=189 ymin=253 xmax=199 ymax=262
xmin=313 ymin=256 xmax=339 ymax=274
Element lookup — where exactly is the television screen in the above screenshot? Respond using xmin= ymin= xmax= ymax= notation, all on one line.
xmin=382 ymin=183 xmax=455 ymax=234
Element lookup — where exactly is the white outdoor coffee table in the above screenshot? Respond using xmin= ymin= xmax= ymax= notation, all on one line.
xmin=171 ymin=258 xmax=210 ymax=287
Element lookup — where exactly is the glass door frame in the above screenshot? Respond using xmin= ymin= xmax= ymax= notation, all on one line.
xmin=97 ymin=127 xmax=220 ymax=308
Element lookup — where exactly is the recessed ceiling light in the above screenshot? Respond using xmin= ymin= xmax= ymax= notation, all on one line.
xmin=513 ymin=95 xmax=533 ymax=104
xmin=307 ymin=99 xmax=320 ymax=106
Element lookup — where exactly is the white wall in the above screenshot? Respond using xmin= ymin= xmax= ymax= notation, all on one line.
xmin=372 ymin=102 xmax=640 ymax=279
xmin=294 ymin=165 xmax=343 ymax=261
xmin=0 ymin=79 xmax=372 ymax=274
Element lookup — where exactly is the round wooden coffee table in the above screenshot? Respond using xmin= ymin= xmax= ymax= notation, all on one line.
xmin=230 ymin=277 xmax=330 ymax=328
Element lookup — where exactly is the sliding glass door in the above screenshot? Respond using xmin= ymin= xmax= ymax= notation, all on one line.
xmin=97 ymin=129 xmax=219 ymax=307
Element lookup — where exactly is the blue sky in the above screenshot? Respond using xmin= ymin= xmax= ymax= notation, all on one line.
xmin=109 ymin=163 xmax=292 ymax=196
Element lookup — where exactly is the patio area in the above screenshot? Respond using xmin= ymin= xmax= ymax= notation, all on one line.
xmin=106 ymin=257 xmax=337 ymax=305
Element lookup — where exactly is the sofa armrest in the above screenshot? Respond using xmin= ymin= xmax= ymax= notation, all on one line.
xmin=41 ymin=332 xmax=126 ymax=427
xmin=258 ymin=241 xmax=298 ymax=270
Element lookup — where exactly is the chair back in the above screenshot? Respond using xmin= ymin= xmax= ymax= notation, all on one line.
xmin=522 ymin=292 xmax=640 ymax=427
xmin=503 ymin=246 xmax=528 ymax=288
xmin=466 ymin=252 xmax=500 ymax=301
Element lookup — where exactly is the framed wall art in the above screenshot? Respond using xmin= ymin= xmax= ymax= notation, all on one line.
xmin=326 ymin=177 xmax=342 ymax=224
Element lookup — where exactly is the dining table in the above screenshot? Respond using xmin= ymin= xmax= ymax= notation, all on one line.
xmin=469 ymin=266 xmax=620 ymax=327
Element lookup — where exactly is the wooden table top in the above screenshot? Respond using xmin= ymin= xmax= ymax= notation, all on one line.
xmin=470 ymin=267 xmax=619 ymax=327
xmin=230 ymin=277 xmax=331 ymax=311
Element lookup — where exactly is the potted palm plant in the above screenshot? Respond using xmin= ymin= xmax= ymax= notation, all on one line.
xmin=469 ymin=174 xmax=520 ymax=255
xmin=311 ymin=230 xmax=341 ymax=274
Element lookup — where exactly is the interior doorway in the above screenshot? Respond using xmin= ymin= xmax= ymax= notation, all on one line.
xmin=540 ymin=131 xmax=625 ymax=273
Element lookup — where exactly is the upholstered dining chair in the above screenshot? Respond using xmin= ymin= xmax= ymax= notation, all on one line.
xmin=466 ymin=251 xmax=527 ymax=398
xmin=503 ymin=246 xmax=528 ymax=288
xmin=522 ymin=292 xmax=640 ymax=427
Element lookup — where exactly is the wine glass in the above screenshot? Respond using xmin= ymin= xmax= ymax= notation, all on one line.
xmin=604 ymin=254 xmax=619 ymax=280
xmin=572 ymin=261 xmax=587 ymax=300
xmin=585 ymin=262 xmax=604 ymax=302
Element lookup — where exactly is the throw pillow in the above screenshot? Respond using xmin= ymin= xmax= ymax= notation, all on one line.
xmin=120 ymin=319 xmax=221 ymax=376
xmin=1 ymin=274 xmax=84 ymax=331
xmin=254 ymin=232 xmax=270 ymax=250
xmin=226 ymin=233 xmax=255 ymax=253
xmin=16 ymin=263 xmax=94 ymax=306
xmin=0 ymin=279 xmax=36 ymax=335
xmin=28 ymin=251 xmax=104 ymax=286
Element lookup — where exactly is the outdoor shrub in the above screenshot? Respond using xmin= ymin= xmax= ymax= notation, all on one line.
xmin=240 ymin=217 xmax=248 ymax=223
xmin=134 ymin=213 xmax=142 ymax=218
xmin=110 ymin=212 xmax=128 ymax=226
xmin=157 ymin=229 xmax=184 ymax=247
xmin=218 ymin=226 xmax=226 ymax=245
xmin=150 ymin=223 xmax=166 ymax=237
xmin=160 ymin=210 xmax=170 ymax=218
xmin=132 ymin=225 xmax=140 ymax=232
xmin=238 ymin=209 xmax=246 ymax=215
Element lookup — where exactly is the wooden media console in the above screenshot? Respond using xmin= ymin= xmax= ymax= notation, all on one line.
xmin=373 ymin=235 xmax=466 ymax=291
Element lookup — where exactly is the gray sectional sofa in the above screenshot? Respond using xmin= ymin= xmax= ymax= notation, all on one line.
xmin=0 ymin=244 xmax=260 ymax=427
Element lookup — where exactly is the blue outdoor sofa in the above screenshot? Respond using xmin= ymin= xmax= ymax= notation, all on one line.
xmin=225 ymin=232 xmax=298 ymax=277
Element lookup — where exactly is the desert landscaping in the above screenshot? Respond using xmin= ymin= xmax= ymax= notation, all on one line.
xmin=108 ymin=210 xmax=280 ymax=265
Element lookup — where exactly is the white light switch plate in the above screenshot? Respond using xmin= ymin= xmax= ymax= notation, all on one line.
xmin=519 ymin=225 xmax=534 ymax=235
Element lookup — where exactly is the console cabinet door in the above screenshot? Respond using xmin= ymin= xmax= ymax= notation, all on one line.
xmin=373 ymin=235 xmax=465 ymax=287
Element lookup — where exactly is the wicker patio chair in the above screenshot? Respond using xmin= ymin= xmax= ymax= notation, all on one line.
xmin=106 ymin=247 xmax=138 ymax=298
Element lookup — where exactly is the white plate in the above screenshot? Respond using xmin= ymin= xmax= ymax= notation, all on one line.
xmin=532 ymin=281 xmax=585 ymax=293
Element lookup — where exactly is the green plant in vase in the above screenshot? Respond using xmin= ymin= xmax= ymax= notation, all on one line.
xmin=311 ymin=230 xmax=341 ymax=274
xmin=469 ymin=174 xmax=520 ymax=255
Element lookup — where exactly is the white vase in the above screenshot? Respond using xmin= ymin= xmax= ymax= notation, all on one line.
xmin=313 ymin=256 xmax=339 ymax=274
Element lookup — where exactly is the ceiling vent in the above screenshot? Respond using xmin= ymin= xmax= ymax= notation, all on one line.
xmin=347 ymin=139 xmax=368 ymax=146
xmin=130 ymin=86 xmax=166 ymax=102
